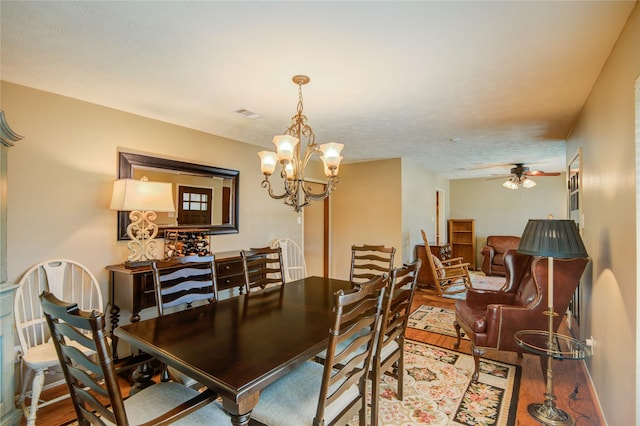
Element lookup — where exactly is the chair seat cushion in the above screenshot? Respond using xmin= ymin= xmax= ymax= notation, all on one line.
xmin=251 ymin=361 xmax=359 ymax=426
xmin=22 ymin=340 xmax=96 ymax=369
xmin=103 ymin=382 xmax=229 ymax=425
xmin=455 ymin=301 xmax=487 ymax=333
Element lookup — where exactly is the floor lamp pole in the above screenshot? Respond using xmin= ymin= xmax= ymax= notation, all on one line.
xmin=527 ymin=256 xmax=575 ymax=426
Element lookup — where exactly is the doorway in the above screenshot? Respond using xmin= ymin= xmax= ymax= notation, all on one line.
xmin=435 ymin=189 xmax=446 ymax=244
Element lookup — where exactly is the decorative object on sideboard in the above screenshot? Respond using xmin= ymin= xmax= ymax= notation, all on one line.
xmin=258 ymin=75 xmax=344 ymax=212
xmin=164 ymin=229 xmax=211 ymax=258
xmin=517 ymin=217 xmax=589 ymax=426
xmin=110 ymin=176 xmax=176 ymax=267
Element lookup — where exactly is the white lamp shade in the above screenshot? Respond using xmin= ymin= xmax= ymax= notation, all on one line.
xmin=273 ymin=135 xmax=299 ymax=161
xmin=258 ymin=151 xmax=278 ymax=175
xmin=110 ymin=178 xmax=175 ymax=212
xmin=502 ymin=179 xmax=518 ymax=189
xmin=522 ymin=177 xmax=537 ymax=188
xmin=319 ymin=142 xmax=344 ymax=168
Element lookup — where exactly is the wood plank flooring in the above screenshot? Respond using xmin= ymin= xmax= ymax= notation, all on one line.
xmin=21 ymin=288 xmax=604 ymax=425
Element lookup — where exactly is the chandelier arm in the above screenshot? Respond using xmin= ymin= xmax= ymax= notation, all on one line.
xmin=301 ymin=176 xmax=340 ymax=200
xmin=261 ymin=177 xmax=292 ymax=200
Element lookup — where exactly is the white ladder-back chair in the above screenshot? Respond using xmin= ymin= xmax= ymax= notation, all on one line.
xmin=271 ymin=238 xmax=307 ymax=283
xmin=13 ymin=259 xmax=103 ymax=426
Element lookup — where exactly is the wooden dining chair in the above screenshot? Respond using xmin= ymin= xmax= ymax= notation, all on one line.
xmin=151 ymin=255 xmax=218 ymax=384
xmin=370 ymin=259 xmax=421 ymax=426
xmin=350 ymin=244 xmax=396 ymax=285
xmin=250 ymin=274 xmax=388 ymax=426
xmin=420 ymin=229 xmax=472 ymax=296
xmin=151 ymin=255 xmax=218 ymax=316
xmin=13 ymin=259 xmax=103 ymax=426
xmin=39 ymin=291 xmax=230 ymax=426
xmin=241 ymin=246 xmax=285 ymax=293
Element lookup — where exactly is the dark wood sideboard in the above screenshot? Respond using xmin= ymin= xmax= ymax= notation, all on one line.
xmin=415 ymin=243 xmax=452 ymax=287
xmin=106 ymin=250 xmax=244 ymax=357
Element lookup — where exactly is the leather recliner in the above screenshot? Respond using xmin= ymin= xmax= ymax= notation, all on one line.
xmin=454 ymin=250 xmax=588 ymax=381
xmin=480 ymin=235 xmax=522 ymax=276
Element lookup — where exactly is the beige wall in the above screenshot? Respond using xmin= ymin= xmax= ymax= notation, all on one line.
xmin=330 ymin=159 xmax=403 ymax=280
xmin=565 ymin=4 xmax=639 ymax=424
xmin=401 ymin=157 xmax=450 ymax=264
xmin=1 ymin=82 xmax=301 ymax=306
xmin=450 ymin=174 xmax=567 ymax=267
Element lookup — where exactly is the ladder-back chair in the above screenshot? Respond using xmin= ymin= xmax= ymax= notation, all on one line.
xmin=250 ymin=274 xmax=388 ymax=426
xmin=151 ymin=255 xmax=218 ymax=385
xmin=370 ymin=260 xmax=421 ymax=426
xmin=349 ymin=244 xmax=396 ymax=285
xmin=241 ymin=246 xmax=285 ymax=293
xmin=39 ymin=291 xmax=229 ymax=425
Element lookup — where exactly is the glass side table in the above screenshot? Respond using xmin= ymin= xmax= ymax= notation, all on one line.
xmin=515 ymin=330 xmax=591 ymax=426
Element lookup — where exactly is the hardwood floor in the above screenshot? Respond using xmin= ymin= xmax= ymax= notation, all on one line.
xmin=21 ymin=288 xmax=604 ymax=425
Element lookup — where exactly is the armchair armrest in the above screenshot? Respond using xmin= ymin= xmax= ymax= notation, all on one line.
xmin=480 ymin=246 xmax=496 ymax=257
xmin=465 ymin=289 xmax=516 ymax=307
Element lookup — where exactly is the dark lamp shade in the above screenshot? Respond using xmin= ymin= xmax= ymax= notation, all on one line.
xmin=518 ymin=219 xmax=588 ymax=259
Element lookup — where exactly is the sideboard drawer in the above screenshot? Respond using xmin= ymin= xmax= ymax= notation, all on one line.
xmin=216 ymin=259 xmax=243 ymax=277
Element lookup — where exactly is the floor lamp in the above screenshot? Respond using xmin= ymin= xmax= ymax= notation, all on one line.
xmin=518 ymin=219 xmax=588 ymax=426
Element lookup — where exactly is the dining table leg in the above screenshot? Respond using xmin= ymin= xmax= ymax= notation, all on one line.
xmin=221 ymin=394 xmax=259 ymax=426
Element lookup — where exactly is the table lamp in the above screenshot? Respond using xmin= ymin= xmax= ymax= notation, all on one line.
xmin=110 ymin=176 xmax=175 ymax=267
xmin=518 ymin=218 xmax=588 ymax=426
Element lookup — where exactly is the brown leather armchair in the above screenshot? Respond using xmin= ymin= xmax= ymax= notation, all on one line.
xmin=454 ymin=250 xmax=588 ymax=380
xmin=480 ymin=235 xmax=522 ymax=276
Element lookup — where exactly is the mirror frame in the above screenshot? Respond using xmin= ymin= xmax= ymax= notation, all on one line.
xmin=116 ymin=152 xmax=239 ymax=240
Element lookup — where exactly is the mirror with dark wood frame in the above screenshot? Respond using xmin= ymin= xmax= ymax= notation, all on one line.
xmin=116 ymin=152 xmax=239 ymax=240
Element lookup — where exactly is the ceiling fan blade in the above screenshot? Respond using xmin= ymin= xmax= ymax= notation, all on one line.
xmin=524 ymin=170 xmax=561 ymax=176
xmin=487 ymin=174 xmax=512 ymax=180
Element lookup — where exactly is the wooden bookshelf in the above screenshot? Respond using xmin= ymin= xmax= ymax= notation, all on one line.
xmin=448 ymin=219 xmax=476 ymax=270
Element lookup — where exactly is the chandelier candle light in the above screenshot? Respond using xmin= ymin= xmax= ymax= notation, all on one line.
xmin=258 ymin=75 xmax=344 ymax=212
xmin=110 ymin=176 xmax=175 ymax=267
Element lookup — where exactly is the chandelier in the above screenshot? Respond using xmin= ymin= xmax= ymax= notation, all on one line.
xmin=258 ymin=75 xmax=344 ymax=212
xmin=503 ymin=175 xmax=536 ymax=189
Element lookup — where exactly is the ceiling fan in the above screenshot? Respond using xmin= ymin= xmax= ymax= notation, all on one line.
xmin=491 ymin=163 xmax=560 ymax=189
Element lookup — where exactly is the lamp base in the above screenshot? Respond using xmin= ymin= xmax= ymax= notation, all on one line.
xmin=528 ymin=402 xmax=574 ymax=426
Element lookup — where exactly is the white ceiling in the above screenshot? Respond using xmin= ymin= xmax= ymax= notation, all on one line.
xmin=0 ymin=1 xmax=635 ymax=179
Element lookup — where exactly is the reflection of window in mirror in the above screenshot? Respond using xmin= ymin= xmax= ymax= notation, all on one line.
xmin=179 ymin=186 xmax=212 ymax=225
xmin=132 ymin=168 xmax=232 ymax=227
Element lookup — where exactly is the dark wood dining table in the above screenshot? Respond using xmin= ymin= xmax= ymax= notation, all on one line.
xmin=114 ymin=276 xmax=352 ymax=426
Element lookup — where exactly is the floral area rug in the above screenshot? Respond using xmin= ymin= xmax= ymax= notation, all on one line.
xmin=408 ymin=305 xmax=467 ymax=339
xmin=349 ymin=340 xmax=520 ymax=425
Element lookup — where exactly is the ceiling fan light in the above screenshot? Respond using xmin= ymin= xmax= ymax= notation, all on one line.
xmin=522 ymin=177 xmax=537 ymax=188
xmin=503 ymin=179 xmax=519 ymax=189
